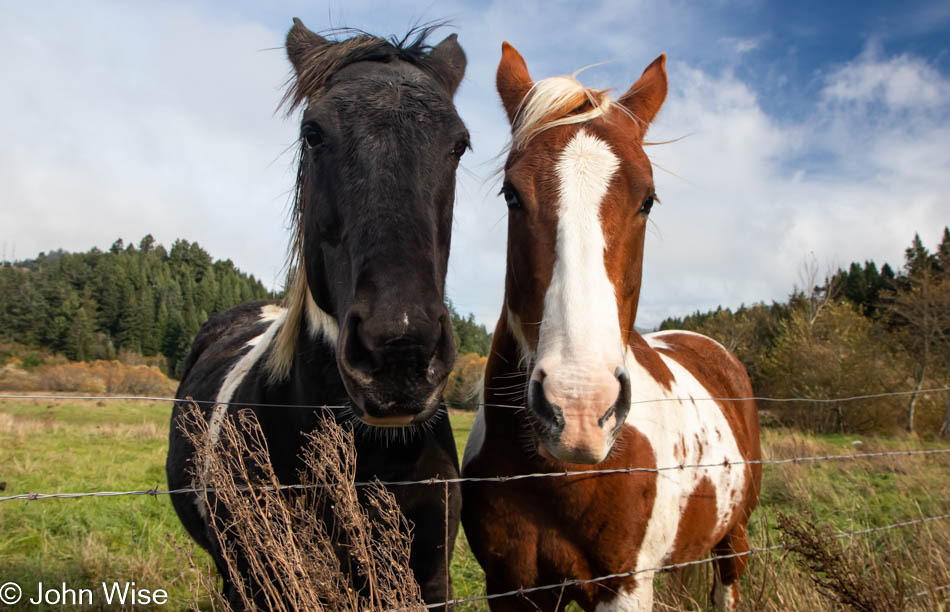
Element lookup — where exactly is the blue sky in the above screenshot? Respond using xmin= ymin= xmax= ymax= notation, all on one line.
xmin=2 ymin=1 xmax=948 ymax=328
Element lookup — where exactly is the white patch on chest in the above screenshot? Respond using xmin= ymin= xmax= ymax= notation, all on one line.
xmin=304 ymin=290 xmax=338 ymax=345
xmin=595 ymin=581 xmax=654 ymax=611
xmin=202 ymin=307 xmax=287 ymax=484
xmin=259 ymin=303 xmax=284 ymax=323
xmin=627 ymin=333 xmax=747 ymax=570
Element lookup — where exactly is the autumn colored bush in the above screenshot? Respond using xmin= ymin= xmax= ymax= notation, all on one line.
xmin=444 ymin=352 xmax=487 ymax=411
xmin=757 ymin=300 xmax=910 ymax=434
xmin=0 ymin=360 xmax=175 ymax=395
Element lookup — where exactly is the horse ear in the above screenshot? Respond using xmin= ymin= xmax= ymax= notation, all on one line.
xmin=430 ymin=34 xmax=467 ymax=97
xmin=618 ymin=54 xmax=667 ymax=130
xmin=286 ymin=17 xmax=330 ymax=76
xmin=497 ymin=42 xmax=534 ymax=124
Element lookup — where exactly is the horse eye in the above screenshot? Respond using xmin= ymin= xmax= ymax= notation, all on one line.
xmin=502 ymin=184 xmax=522 ymax=210
xmin=452 ymin=139 xmax=469 ymax=159
xmin=640 ymin=194 xmax=655 ymax=215
xmin=302 ymin=125 xmax=323 ymax=150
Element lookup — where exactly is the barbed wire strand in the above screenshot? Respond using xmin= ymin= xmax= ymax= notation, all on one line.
xmin=419 ymin=513 xmax=950 ymax=610
xmin=3 ymin=393 xmax=949 ymax=605
xmin=2 ymin=447 xmax=949 ymax=503
xmin=905 ymin=582 xmax=950 ymax=602
xmin=1 ymin=386 xmax=948 ymax=411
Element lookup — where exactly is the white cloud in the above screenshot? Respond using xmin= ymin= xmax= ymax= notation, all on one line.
xmin=0 ymin=4 xmax=296 ymax=288
xmin=1 ymin=3 xmax=947 ymax=334
xmin=822 ymin=43 xmax=950 ymax=111
xmin=636 ymin=43 xmax=950 ymax=327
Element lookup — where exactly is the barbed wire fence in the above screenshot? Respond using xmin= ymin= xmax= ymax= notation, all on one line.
xmin=2 ymin=387 xmax=950 ymax=607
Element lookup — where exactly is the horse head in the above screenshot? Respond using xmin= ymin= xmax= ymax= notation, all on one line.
xmin=270 ymin=19 xmax=469 ymax=427
xmin=497 ymin=42 xmax=667 ymax=463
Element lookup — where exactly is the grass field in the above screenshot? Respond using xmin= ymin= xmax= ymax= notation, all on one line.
xmin=1 ymin=397 xmax=948 ymax=610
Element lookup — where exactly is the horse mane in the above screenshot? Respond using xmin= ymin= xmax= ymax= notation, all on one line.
xmin=510 ymin=71 xmax=629 ymax=152
xmin=266 ymin=26 xmax=452 ymax=384
xmin=280 ymin=24 xmax=453 ymax=114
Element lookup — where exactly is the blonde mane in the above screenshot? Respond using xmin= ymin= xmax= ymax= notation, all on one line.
xmin=511 ymin=71 xmax=627 ymax=151
xmin=264 ymin=258 xmax=339 ymax=383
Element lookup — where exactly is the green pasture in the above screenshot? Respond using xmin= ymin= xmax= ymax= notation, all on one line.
xmin=1 ymin=398 xmax=947 ymax=610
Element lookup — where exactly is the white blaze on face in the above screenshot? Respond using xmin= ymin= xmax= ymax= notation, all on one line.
xmin=533 ymin=129 xmax=625 ymax=460
xmin=540 ymin=129 xmax=622 ymax=363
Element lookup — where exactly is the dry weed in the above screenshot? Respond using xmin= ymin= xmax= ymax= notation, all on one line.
xmin=777 ymin=512 xmax=906 ymax=611
xmin=178 ymin=402 xmax=425 ymax=611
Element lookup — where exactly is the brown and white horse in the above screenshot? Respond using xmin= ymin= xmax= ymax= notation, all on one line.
xmin=461 ymin=43 xmax=761 ymax=611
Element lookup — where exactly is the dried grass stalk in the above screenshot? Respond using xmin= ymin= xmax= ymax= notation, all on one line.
xmin=179 ymin=401 xmax=425 ymax=611
xmin=777 ymin=512 xmax=904 ymax=612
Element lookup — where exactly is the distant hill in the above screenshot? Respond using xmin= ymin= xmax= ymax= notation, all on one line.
xmin=0 ymin=236 xmax=274 ymax=377
xmin=0 ymin=235 xmax=494 ymax=379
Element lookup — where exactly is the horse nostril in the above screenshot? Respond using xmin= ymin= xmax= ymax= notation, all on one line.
xmin=528 ymin=378 xmax=563 ymax=434
xmin=426 ymin=313 xmax=455 ymax=384
xmin=599 ymin=366 xmax=632 ymax=430
xmin=341 ymin=313 xmax=376 ymax=378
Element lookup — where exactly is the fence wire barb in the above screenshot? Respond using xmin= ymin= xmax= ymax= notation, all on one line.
xmin=418 ymin=513 xmax=950 ymax=610
xmin=2 ymin=447 xmax=949 ymax=503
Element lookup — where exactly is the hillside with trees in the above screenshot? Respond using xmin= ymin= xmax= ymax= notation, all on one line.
xmin=0 ymin=236 xmax=274 ymax=377
xmin=6 ymin=230 xmax=944 ymax=431
xmin=659 ymin=228 xmax=950 ymax=436
xmin=0 ymin=236 xmax=495 ymax=387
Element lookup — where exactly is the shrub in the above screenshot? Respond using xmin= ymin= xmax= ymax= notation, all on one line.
xmin=444 ymin=352 xmax=487 ymax=411
xmin=758 ymin=301 xmax=910 ymax=434
xmin=21 ymin=361 xmax=175 ymax=396
xmin=20 ymin=353 xmax=44 ymax=371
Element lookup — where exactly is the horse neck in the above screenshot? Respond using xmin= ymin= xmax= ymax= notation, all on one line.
xmin=280 ymin=314 xmax=346 ymax=407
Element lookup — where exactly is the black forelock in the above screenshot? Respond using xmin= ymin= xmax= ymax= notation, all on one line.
xmin=281 ymin=23 xmax=454 ymax=114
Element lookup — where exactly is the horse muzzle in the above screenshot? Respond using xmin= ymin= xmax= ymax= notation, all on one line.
xmin=527 ymin=365 xmax=631 ymax=464
xmin=337 ymin=304 xmax=456 ymax=426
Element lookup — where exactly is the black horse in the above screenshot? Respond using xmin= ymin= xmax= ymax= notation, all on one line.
xmin=166 ymin=18 xmax=468 ymax=606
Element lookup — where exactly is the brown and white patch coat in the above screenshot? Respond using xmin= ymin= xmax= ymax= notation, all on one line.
xmin=461 ymin=42 xmax=761 ymax=612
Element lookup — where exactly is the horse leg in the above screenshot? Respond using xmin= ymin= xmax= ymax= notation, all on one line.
xmin=710 ymin=524 xmax=750 ymax=612
xmin=483 ymin=578 xmax=569 ymax=612
xmin=590 ymin=574 xmax=655 ymax=612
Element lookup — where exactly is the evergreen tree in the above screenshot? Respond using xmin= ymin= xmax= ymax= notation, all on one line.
xmin=903 ymin=233 xmax=935 ymax=280
xmin=446 ymin=300 xmax=492 ymax=356
xmin=65 ymin=305 xmax=96 ymax=361
xmin=937 ymin=227 xmax=950 ymax=273
xmin=116 ymin=284 xmax=144 ymax=352
xmin=0 ymin=235 xmax=272 ymax=374
xmin=139 ymin=234 xmax=155 ymax=254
